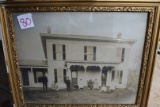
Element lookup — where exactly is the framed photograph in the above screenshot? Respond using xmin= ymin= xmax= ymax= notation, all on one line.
xmin=0 ymin=1 xmax=160 ymax=107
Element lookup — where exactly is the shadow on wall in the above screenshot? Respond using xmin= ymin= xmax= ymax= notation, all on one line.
xmin=0 ymin=40 xmax=13 ymax=107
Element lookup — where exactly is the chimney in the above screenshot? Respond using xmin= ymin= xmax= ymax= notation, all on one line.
xmin=117 ymin=32 xmax=122 ymax=39
xmin=47 ymin=26 xmax=51 ymax=34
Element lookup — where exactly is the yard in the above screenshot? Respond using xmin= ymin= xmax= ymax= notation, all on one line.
xmin=23 ymin=88 xmax=136 ymax=104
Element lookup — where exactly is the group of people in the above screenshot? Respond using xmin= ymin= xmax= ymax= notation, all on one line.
xmin=87 ymin=79 xmax=116 ymax=93
xmin=41 ymin=74 xmax=71 ymax=91
xmin=41 ymin=75 xmax=113 ymax=93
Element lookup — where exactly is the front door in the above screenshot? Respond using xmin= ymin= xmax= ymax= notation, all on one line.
xmin=102 ymin=71 xmax=107 ymax=86
xmin=102 ymin=66 xmax=114 ymax=86
xmin=71 ymin=71 xmax=78 ymax=85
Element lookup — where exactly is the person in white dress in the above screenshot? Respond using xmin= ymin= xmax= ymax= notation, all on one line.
xmin=93 ymin=79 xmax=99 ymax=89
xmin=99 ymin=85 xmax=107 ymax=93
xmin=51 ymin=81 xmax=59 ymax=91
xmin=79 ymin=79 xmax=84 ymax=89
xmin=110 ymin=82 xmax=116 ymax=91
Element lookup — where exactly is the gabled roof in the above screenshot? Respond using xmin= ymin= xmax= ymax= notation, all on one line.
xmin=40 ymin=33 xmax=136 ymax=59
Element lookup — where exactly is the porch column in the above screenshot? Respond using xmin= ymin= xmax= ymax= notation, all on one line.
xmin=99 ymin=65 xmax=103 ymax=87
xmin=83 ymin=65 xmax=87 ymax=86
xmin=115 ymin=64 xmax=119 ymax=86
xmin=107 ymin=69 xmax=112 ymax=87
xmin=29 ymin=67 xmax=33 ymax=87
xmin=66 ymin=63 xmax=71 ymax=79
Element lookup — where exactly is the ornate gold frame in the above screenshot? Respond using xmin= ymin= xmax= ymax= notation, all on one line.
xmin=0 ymin=1 xmax=160 ymax=107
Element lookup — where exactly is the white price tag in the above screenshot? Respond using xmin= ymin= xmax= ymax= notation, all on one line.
xmin=17 ymin=13 xmax=34 ymax=29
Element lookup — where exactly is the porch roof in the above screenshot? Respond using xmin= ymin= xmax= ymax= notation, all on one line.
xmin=18 ymin=60 xmax=48 ymax=67
xmin=67 ymin=61 xmax=117 ymax=71
xmin=65 ymin=60 xmax=120 ymax=65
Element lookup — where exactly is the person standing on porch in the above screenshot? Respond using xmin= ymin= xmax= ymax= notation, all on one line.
xmin=42 ymin=73 xmax=48 ymax=91
xmin=93 ymin=79 xmax=99 ymax=89
xmin=65 ymin=77 xmax=71 ymax=91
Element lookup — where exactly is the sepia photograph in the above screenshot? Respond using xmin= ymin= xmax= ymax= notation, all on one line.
xmin=12 ymin=12 xmax=148 ymax=104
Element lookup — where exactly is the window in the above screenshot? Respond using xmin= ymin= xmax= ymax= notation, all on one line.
xmin=84 ymin=46 xmax=87 ymax=60
xmin=116 ymin=48 xmax=122 ymax=58
xmin=53 ymin=44 xmax=56 ymax=60
xmin=63 ymin=69 xmax=66 ymax=82
xmin=84 ymin=46 xmax=96 ymax=61
xmin=63 ymin=45 xmax=66 ymax=60
xmin=54 ymin=69 xmax=66 ymax=83
xmin=93 ymin=47 xmax=96 ymax=60
xmin=111 ymin=70 xmax=115 ymax=82
xmin=121 ymin=48 xmax=125 ymax=62
xmin=52 ymin=44 xmax=66 ymax=60
xmin=119 ymin=71 xmax=123 ymax=84
xmin=54 ymin=69 xmax=58 ymax=82
xmin=116 ymin=48 xmax=125 ymax=62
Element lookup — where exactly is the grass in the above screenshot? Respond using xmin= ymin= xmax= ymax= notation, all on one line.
xmin=23 ymin=88 xmax=137 ymax=104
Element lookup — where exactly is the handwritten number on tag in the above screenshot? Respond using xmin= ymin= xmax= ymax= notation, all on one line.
xmin=20 ymin=18 xmax=31 ymax=27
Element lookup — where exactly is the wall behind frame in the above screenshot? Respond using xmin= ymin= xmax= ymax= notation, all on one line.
xmin=0 ymin=40 xmax=13 ymax=106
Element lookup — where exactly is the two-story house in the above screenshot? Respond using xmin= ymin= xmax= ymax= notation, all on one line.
xmin=19 ymin=32 xmax=135 ymax=90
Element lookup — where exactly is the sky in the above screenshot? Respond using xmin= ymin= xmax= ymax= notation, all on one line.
xmin=0 ymin=12 xmax=148 ymax=70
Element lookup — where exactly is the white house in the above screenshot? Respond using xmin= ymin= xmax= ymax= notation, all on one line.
xmin=19 ymin=32 xmax=135 ymax=90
